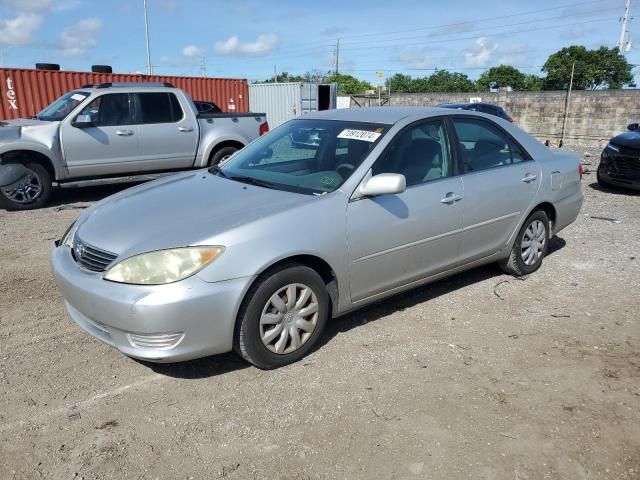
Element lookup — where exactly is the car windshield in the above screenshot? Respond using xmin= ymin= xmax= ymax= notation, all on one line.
xmin=215 ymin=119 xmax=389 ymax=195
xmin=36 ymin=91 xmax=90 ymax=121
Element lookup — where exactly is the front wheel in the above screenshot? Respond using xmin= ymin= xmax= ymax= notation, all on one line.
xmin=234 ymin=264 xmax=329 ymax=369
xmin=499 ymin=210 xmax=550 ymax=276
xmin=0 ymin=162 xmax=52 ymax=211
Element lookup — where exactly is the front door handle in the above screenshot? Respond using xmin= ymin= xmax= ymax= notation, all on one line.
xmin=178 ymin=126 xmax=194 ymax=132
xmin=441 ymin=193 xmax=463 ymax=204
xmin=116 ymin=130 xmax=134 ymax=136
xmin=522 ymin=173 xmax=537 ymax=183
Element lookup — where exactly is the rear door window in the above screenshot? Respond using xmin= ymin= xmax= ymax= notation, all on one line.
xmin=453 ymin=118 xmax=529 ymax=173
xmin=134 ymin=92 xmax=183 ymax=124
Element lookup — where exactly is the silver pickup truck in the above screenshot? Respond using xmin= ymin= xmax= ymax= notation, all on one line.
xmin=0 ymin=82 xmax=268 ymax=210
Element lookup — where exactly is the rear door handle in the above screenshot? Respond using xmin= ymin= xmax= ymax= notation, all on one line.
xmin=115 ymin=130 xmax=134 ymax=136
xmin=178 ymin=126 xmax=194 ymax=132
xmin=522 ymin=173 xmax=537 ymax=183
xmin=441 ymin=193 xmax=463 ymax=204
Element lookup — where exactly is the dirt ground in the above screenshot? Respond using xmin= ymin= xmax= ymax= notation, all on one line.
xmin=1 ymin=154 xmax=639 ymax=480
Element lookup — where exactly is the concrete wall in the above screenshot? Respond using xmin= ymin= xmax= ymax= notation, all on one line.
xmin=352 ymin=89 xmax=640 ymax=147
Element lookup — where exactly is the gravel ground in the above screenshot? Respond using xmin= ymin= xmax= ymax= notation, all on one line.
xmin=1 ymin=151 xmax=639 ymax=480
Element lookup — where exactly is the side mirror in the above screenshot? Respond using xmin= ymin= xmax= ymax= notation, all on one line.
xmin=359 ymin=173 xmax=406 ymax=197
xmin=627 ymin=123 xmax=639 ymax=131
xmin=72 ymin=114 xmax=93 ymax=128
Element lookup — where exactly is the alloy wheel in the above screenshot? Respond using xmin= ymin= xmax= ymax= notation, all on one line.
xmin=1 ymin=172 xmax=42 ymax=204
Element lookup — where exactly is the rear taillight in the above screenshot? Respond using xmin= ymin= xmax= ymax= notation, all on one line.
xmin=578 ymin=163 xmax=583 ymax=179
xmin=259 ymin=121 xmax=269 ymax=136
xmin=508 ymin=116 xmax=514 ymax=123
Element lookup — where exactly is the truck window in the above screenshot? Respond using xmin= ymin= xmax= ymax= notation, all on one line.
xmin=80 ymin=93 xmax=133 ymax=126
xmin=134 ymin=92 xmax=183 ymax=124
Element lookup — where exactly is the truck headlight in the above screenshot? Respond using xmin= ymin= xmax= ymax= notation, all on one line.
xmin=104 ymin=246 xmax=224 ymax=285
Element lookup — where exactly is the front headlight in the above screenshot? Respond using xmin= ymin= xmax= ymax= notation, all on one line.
xmin=60 ymin=221 xmax=77 ymax=247
xmin=103 ymin=246 xmax=224 ymax=285
xmin=605 ymin=142 xmax=620 ymax=153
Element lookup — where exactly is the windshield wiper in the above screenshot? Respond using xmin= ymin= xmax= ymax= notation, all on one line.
xmin=226 ymin=174 xmax=280 ymax=190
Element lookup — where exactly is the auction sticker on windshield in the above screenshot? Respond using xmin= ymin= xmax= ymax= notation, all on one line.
xmin=71 ymin=93 xmax=87 ymax=102
xmin=337 ymin=129 xmax=382 ymax=142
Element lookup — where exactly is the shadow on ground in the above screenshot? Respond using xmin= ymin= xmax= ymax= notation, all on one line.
xmin=147 ymin=236 xmax=567 ymax=379
xmin=48 ymin=183 xmax=137 ymax=208
xmin=588 ymin=181 xmax=639 ymax=197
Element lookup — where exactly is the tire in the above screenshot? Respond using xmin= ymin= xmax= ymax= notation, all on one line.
xmin=208 ymin=146 xmax=239 ymax=166
xmin=91 ymin=65 xmax=113 ymax=74
xmin=35 ymin=63 xmax=60 ymax=71
xmin=0 ymin=162 xmax=52 ymax=211
xmin=499 ymin=210 xmax=550 ymax=277
xmin=234 ymin=264 xmax=330 ymax=369
xmin=597 ymin=170 xmax=611 ymax=189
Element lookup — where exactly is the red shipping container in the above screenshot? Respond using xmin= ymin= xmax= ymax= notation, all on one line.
xmin=0 ymin=67 xmax=249 ymax=120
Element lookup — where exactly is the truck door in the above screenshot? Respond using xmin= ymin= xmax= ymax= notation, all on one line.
xmin=132 ymin=92 xmax=198 ymax=170
xmin=60 ymin=93 xmax=142 ymax=177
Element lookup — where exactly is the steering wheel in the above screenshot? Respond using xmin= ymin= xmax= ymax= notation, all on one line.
xmin=336 ymin=163 xmax=355 ymax=178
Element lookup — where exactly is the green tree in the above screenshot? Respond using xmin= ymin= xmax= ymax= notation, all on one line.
xmin=387 ymin=73 xmax=414 ymax=93
xmin=477 ymin=65 xmax=529 ymax=91
xmin=524 ymin=74 xmax=543 ymax=91
xmin=325 ymin=73 xmax=373 ymax=94
xmin=423 ymin=70 xmax=476 ymax=92
xmin=542 ymin=45 xmax=633 ymax=90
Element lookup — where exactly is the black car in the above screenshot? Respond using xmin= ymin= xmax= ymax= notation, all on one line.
xmin=437 ymin=102 xmax=513 ymax=122
xmin=598 ymin=123 xmax=640 ymax=191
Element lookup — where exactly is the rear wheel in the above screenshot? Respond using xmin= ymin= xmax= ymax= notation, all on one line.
xmin=499 ymin=210 xmax=549 ymax=276
xmin=235 ymin=264 xmax=329 ymax=369
xmin=208 ymin=146 xmax=239 ymax=166
xmin=0 ymin=162 xmax=52 ymax=211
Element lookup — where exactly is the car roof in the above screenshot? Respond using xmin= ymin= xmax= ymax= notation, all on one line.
xmin=299 ymin=107 xmax=452 ymax=124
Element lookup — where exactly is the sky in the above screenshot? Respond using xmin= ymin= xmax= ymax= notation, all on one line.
xmin=0 ymin=0 xmax=636 ymax=84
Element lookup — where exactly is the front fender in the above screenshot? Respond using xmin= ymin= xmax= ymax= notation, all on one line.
xmin=0 ymin=142 xmax=64 ymax=180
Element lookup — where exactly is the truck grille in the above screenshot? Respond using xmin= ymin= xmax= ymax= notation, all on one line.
xmin=72 ymin=237 xmax=118 ymax=272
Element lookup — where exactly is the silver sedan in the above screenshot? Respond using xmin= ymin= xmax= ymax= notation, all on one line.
xmin=51 ymin=107 xmax=583 ymax=369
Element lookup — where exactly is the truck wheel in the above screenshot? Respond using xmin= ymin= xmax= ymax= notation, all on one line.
xmin=0 ymin=163 xmax=52 ymax=211
xmin=498 ymin=210 xmax=549 ymax=277
xmin=234 ymin=264 xmax=329 ymax=369
xmin=209 ymin=146 xmax=239 ymax=166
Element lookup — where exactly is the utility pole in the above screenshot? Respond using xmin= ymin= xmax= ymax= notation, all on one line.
xmin=273 ymin=65 xmax=277 ymax=83
xmin=335 ymin=39 xmax=340 ymax=75
xmin=560 ymin=62 xmax=575 ymax=148
xmin=143 ymin=0 xmax=152 ymax=75
xmin=618 ymin=0 xmax=632 ymax=54
xmin=200 ymin=57 xmax=206 ymax=77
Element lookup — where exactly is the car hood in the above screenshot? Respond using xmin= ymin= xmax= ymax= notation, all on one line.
xmin=610 ymin=131 xmax=640 ymax=150
xmin=75 ymin=171 xmax=314 ymax=258
xmin=0 ymin=118 xmax=57 ymax=143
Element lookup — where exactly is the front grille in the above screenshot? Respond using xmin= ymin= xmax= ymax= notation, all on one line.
xmin=607 ymin=146 xmax=640 ymax=180
xmin=72 ymin=237 xmax=118 ymax=272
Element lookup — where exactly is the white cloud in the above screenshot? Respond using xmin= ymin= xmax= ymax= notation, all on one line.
xmin=51 ymin=0 xmax=84 ymax=13
xmin=182 ymin=45 xmax=204 ymax=58
xmin=214 ymin=33 xmax=278 ymax=56
xmin=58 ymin=17 xmax=101 ymax=56
xmin=396 ymin=50 xmax=432 ymax=69
xmin=464 ymin=37 xmax=497 ymax=68
xmin=0 ymin=13 xmax=43 ymax=47
xmin=0 ymin=0 xmax=52 ymax=11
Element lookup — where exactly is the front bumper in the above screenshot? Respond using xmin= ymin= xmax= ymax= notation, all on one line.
xmin=598 ymin=146 xmax=640 ymax=191
xmin=51 ymin=244 xmax=254 ymax=362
